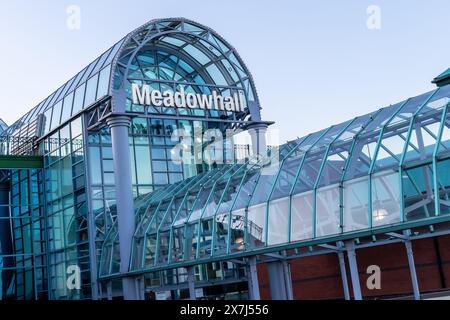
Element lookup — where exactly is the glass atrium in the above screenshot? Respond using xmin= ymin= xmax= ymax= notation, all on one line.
xmin=1 ymin=18 xmax=450 ymax=300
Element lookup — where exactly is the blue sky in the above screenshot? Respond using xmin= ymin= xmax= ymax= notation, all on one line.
xmin=1 ymin=0 xmax=450 ymax=142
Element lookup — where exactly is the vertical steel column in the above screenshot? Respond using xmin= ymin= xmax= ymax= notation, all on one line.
xmin=247 ymin=123 xmax=268 ymax=160
xmin=106 ymin=115 xmax=137 ymax=300
xmin=247 ymin=256 xmax=261 ymax=300
xmin=106 ymin=281 xmax=113 ymax=300
xmin=345 ymin=241 xmax=362 ymax=300
xmin=187 ymin=266 xmax=196 ymax=300
xmin=136 ymin=276 xmax=145 ymax=300
xmin=337 ymin=243 xmax=350 ymax=300
xmin=282 ymin=255 xmax=294 ymax=300
xmin=403 ymin=233 xmax=420 ymax=300
xmin=267 ymin=259 xmax=293 ymax=300
xmin=82 ymin=114 xmax=99 ymax=300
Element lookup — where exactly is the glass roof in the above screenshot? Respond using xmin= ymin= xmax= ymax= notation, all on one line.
xmin=99 ymin=82 xmax=450 ymax=276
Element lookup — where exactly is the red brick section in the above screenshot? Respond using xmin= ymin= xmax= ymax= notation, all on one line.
xmin=256 ymin=235 xmax=450 ymax=300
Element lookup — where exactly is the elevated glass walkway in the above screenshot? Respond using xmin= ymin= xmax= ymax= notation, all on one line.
xmin=99 ymin=82 xmax=450 ymax=279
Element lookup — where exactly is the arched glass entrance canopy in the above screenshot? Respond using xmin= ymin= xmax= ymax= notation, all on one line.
xmin=2 ymin=18 xmax=261 ymax=142
xmin=99 ymin=83 xmax=450 ymax=278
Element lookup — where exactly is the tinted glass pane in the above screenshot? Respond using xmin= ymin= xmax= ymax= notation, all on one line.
xmin=97 ymin=65 xmax=111 ymax=98
xmin=50 ymin=101 xmax=63 ymax=130
xmin=60 ymin=92 xmax=74 ymax=124
xmin=72 ymin=83 xmax=86 ymax=116
xmin=84 ymin=74 xmax=99 ymax=108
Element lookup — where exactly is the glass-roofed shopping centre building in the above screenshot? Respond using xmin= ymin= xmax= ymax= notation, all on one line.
xmin=2 ymin=17 xmax=450 ymax=300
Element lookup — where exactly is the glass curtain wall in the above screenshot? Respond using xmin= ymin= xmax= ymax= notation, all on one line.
xmin=43 ymin=116 xmax=90 ymax=299
xmin=7 ymin=169 xmax=46 ymax=300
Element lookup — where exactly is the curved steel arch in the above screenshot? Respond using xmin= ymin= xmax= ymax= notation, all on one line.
xmin=109 ymin=17 xmax=262 ymax=122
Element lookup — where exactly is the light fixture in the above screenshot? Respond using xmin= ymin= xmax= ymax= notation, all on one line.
xmin=373 ymin=208 xmax=388 ymax=221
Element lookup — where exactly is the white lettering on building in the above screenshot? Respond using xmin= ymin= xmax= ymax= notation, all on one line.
xmin=131 ymin=83 xmax=246 ymax=112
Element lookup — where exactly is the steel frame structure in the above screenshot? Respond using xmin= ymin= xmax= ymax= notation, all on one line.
xmin=98 ymin=83 xmax=450 ymax=300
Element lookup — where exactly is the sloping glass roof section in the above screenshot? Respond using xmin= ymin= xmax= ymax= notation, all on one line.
xmin=99 ymin=83 xmax=450 ymax=277
xmin=3 ymin=38 xmax=124 ymax=138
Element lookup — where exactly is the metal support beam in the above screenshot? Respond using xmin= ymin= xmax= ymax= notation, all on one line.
xmin=337 ymin=248 xmax=351 ymax=300
xmin=345 ymin=241 xmax=362 ymax=300
xmin=106 ymin=281 xmax=113 ymax=300
xmin=107 ymin=115 xmax=137 ymax=300
xmin=404 ymin=240 xmax=421 ymax=300
xmin=282 ymin=259 xmax=294 ymax=300
xmin=267 ymin=257 xmax=293 ymax=300
xmin=246 ymin=256 xmax=261 ymax=300
xmin=247 ymin=123 xmax=268 ymax=160
xmin=134 ymin=276 xmax=145 ymax=300
xmin=187 ymin=266 xmax=196 ymax=300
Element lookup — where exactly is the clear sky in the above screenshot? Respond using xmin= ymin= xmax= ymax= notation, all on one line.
xmin=1 ymin=0 xmax=450 ymax=142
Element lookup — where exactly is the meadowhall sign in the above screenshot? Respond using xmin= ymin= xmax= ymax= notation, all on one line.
xmin=131 ymin=83 xmax=246 ymax=112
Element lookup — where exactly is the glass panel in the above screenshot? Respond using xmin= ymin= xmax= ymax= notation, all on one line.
xmin=97 ymin=65 xmax=111 ymax=98
xmin=84 ymin=74 xmax=99 ymax=108
xmin=50 ymin=100 xmax=63 ymax=130
xmin=72 ymin=83 xmax=86 ymax=116
xmin=437 ymin=158 xmax=450 ymax=215
xmin=144 ymin=234 xmax=157 ymax=267
xmin=135 ymin=146 xmax=152 ymax=184
xmin=198 ymin=219 xmax=213 ymax=258
xmin=343 ymin=176 xmax=369 ymax=232
xmin=246 ymin=203 xmax=266 ymax=248
xmin=88 ymin=147 xmax=102 ymax=185
xmin=372 ymin=170 xmax=401 ymax=227
xmin=171 ymin=227 xmax=185 ymax=263
xmin=185 ymin=223 xmax=199 ymax=260
xmin=316 ymin=184 xmax=341 ymax=237
xmin=402 ymin=164 xmax=434 ymax=221
xmin=214 ymin=212 xmax=229 ymax=255
xmin=290 ymin=191 xmax=313 ymax=241
xmin=157 ymin=231 xmax=170 ymax=264
xmin=229 ymin=209 xmax=245 ymax=253
xmin=267 ymin=197 xmax=289 ymax=245
xmin=60 ymin=92 xmax=74 ymax=124
xmin=43 ymin=108 xmax=53 ymax=135
xmin=206 ymin=64 xmax=228 ymax=86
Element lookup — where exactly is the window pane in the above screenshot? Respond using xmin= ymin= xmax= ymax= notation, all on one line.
xmin=97 ymin=65 xmax=111 ymax=98
xmin=72 ymin=83 xmax=86 ymax=116
xmin=136 ymin=146 xmax=152 ymax=184
xmin=43 ymin=108 xmax=53 ymax=135
xmin=247 ymin=203 xmax=266 ymax=248
xmin=152 ymin=160 xmax=167 ymax=172
xmin=290 ymin=191 xmax=313 ymax=241
xmin=51 ymin=101 xmax=63 ymax=130
xmin=372 ymin=171 xmax=401 ymax=227
xmin=84 ymin=74 xmax=99 ymax=108
xmin=88 ymin=147 xmax=102 ymax=185
xmin=316 ymin=184 xmax=341 ymax=237
xmin=153 ymin=173 xmax=168 ymax=185
xmin=267 ymin=197 xmax=289 ymax=245
xmin=60 ymin=92 xmax=74 ymax=124
xmin=343 ymin=176 xmax=369 ymax=232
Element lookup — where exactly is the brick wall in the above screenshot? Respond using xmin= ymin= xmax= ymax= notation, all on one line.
xmin=257 ymin=235 xmax=450 ymax=299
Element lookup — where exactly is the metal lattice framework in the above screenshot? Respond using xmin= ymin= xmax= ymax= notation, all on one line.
xmin=99 ymin=84 xmax=450 ymax=278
